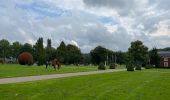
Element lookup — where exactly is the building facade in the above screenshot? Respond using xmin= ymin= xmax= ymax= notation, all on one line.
xmin=158 ymin=51 xmax=170 ymax=67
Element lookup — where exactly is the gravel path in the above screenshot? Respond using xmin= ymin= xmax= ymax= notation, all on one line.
xmin=0 ymin=69 xmax=126 ymax=84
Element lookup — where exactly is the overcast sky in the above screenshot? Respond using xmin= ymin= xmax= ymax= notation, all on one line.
xmin=0 ymin=0 xmax=170 ymax=53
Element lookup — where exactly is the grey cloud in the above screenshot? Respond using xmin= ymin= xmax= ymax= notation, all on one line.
xmin=83 ymin=0 xmax=136 ymax=10
xmin=83 ymin=0 xmax=149 ymax=16
xmin=1 ymin=0 xmax=170 ymax=53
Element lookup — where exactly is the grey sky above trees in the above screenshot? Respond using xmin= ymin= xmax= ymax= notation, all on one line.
xmin=0 ymin=0 xmax=170 ymax=53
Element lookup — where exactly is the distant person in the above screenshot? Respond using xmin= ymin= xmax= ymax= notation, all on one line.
xmin=45 ymin=61 xmax=49 ymax=69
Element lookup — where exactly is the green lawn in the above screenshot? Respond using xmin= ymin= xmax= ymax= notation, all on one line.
xmin=0 ymin=69 xmax=170 ymax=100
xmin=0 ymin=64 xmax=97 ymax=78
xmin=0 ymin=64 xmax=126 ymax=78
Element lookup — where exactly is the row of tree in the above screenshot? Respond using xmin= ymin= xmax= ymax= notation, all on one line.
xmin=127 ymin=40 xmax=160 ymax=68
xmin=91 ymin=40 xmax=160 ymax=68
xmin=0 ymin=38 xmax=160 ymax=67
xmin=90 ymin=46 xmax=126 ymax=65
xmin=0 ymin=38 xmax=82 ymax=66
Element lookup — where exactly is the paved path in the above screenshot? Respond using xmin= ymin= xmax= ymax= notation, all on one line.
xmin=0 ymin=69 xmax=126 ymax=84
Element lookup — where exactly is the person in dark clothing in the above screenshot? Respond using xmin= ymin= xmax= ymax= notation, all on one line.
xmin=45 ymin=61 xmax=49 ymax=69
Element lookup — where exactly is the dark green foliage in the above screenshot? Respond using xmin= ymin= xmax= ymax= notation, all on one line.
xmin=82 ymin=53 xmax=91 ymax=65
xmin=51 ymin=48 xmax=58 ymax=60
xmin=66 ymin=44 xmax=82 ymax=64
xmin=109 ymin=63 xmax=116 ymax=69
xmin=56 ymin=41 xmax=67 ymax=63
xmin=126 ymin=63 xmax=134 ymax=71
xmin=90 ymin=46 xmax=109 ymax=65
xmin=135 ymin=64 xmax=142 ymax=70
xmin=98 ymin=63 xmax=106 ymax=70
xmin=90 ymin=46 xmax=126 ymax=66
xmin=34 ymin=37 xmax=45 ymax=66
xmin=46 ymin=39 xmax=52 ymax=61
xmin=0 ymin=39 xmax=10 ymax=59
xmin=126 ymin=51 xmax=134 ymax=71
xmin=128 ymin=40 xmax=149 ymax=66
xmin=115 ymin=51 xmax=126 ymax=65
xmin=149 ymin=48 xmax=160 ymax=67
xmin=145 ymin=65 xmax=153 ymax=69
xmin=20 ymin=43 xmax=33 ymax=54
xmin=0 ymin=38 xmax=129 ymax=66
xmin=11 ymin=42 xmax=22 ymax=59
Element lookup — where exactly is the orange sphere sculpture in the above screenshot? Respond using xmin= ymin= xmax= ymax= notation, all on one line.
xmin=18 ymin=52 xmax=33 ymax=65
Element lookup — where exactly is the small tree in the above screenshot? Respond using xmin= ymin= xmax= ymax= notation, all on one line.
xmin=109 ymin=63 xmax=116 ymax=69
xmin=135 ymin=64 xmax=142 ymax=70
xmin=98 ymin=62 xmax=106 ymax=70
xmin=149 ymin=47 xmax=160 ymax=67
xmin=126 ymin=53 xmax=135 ymax=71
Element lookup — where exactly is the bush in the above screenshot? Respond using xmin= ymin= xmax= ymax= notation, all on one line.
xmin=135 ymin=64 xmax=142 ymax=70
xmin=126 ymin=64 xmax=134 ymax=71
xmin=109 ymin=63 xmax=116 ymax=69
xmin=145 ymin=65 xmax=153 ymax=69
xmin=142 ymin=64 xmax=146 ymax=67
xmin=98 ymin=63 xmax=106 ymax=70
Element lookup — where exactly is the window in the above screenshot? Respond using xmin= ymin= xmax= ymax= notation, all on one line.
xmin=164 ymin=62 xmax=168 ymax=67
xmin=164 ymin=58 xmax=168 ymax=61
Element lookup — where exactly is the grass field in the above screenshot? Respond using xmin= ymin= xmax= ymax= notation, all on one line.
xmin=0 ymin=69 xmax=170 ymax=100
xmin=0 ymin=64 xmax=126 ymax=78
xmin=0 ymin=64 xmax=97 ymax=78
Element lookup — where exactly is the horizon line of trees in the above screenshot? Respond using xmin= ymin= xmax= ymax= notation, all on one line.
xmin=0 ymin=38 xmax=82 ymax=66
xmin=0 ymin=38 xmax=161 ymax=67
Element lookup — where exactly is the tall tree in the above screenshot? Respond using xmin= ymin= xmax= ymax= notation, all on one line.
xmin=0 ymin=39 xmax=10 ymax=61
xmin=90 ymin=46 xmax=108 ymax=65
xmin=19 ymin=43 xmax=33 ymax=54
xmin=149 ymin=47 xmax=160 ymax=67
xmin=56 ymin=41 xmax=67 ymax=63
xmin=66 ymin=44 xmax=82 ymax=64
xmin=11 ymin=41 xmax=22 ymax=59
xmin=115 ymin=51 xmax=126 ymax=65
xmin=82 ymin=53 xmax=91 ymax=65
xmin=128 ymin=40 xmax=149 ymax=65
xmin=46 ymin=39 xmax=52 ymax=61
xmin=34 ymin=37 xmax=45 ymax=66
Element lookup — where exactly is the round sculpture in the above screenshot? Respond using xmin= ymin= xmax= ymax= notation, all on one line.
xmin=18 ymin=52 xmax=33 ymax=65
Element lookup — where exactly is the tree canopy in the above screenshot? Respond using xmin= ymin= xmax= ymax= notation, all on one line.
xmin=0 ymin=38 xmax=152 ymax=66
xmin=0 ymin=39 xmax=10 ymax=59
xmin=66 ymin=44 xmax=82 ymax=64
xmin=128 ymin=40 xmax=149 ymax=65
xmin=56 ymin=41 xmax=67 ymax=63
xmin=149 ymin=48 xmax=160 ymax=67
xmin=90 ymin=46 xmax=109 ymax=65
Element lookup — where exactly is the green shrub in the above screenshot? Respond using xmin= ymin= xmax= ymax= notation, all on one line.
xmin=109 ymin=63 xmax=116 ymax=69
xmin=98 ymin=63 xmax=106 ymax=70
xmin=145 ymin=65 xmax=153 ymax=69
xmin=126 ymin=64 xmax=134 ymax=71
xmin=135 ymin=64 xmax=142 ymax=70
